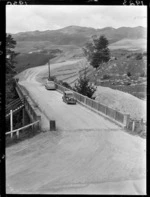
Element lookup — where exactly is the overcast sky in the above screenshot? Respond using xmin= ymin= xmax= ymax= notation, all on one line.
xmin=6 ymin=5 xmax=147 ymax=34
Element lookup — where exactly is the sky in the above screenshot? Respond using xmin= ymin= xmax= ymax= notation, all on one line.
xmin=6 ymin=5 xmax=147 ymax=34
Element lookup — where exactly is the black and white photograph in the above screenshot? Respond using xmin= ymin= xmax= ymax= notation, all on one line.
xmin=5 ymin=4 xmax=147 ymax=194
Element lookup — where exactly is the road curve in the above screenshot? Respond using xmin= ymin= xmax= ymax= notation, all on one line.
xmin=6 ymin=60 xmax=146 ymax=194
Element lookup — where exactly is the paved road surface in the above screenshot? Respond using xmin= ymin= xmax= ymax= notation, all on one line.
xmin=6 ymin=60 xmax=146 ymax=194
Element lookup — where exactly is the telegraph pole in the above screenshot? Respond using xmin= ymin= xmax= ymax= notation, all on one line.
xmin=48 ymin=59 xmax=50 ymax=80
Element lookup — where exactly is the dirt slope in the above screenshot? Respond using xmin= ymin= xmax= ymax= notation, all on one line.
xmin=94 ymin=86 xmax=146 ymax=121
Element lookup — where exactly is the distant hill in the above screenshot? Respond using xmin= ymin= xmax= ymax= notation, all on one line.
xmin=11 ymin=25 xmax=147 ymax=49
xmin=11 ymin=25 xmax=147 ymax=72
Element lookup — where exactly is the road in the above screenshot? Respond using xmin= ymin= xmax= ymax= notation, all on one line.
xmin=6 ymin=60 xmax=146 ymax=194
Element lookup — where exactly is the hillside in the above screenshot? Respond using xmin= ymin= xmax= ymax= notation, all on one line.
xmin=109 ymin=38 xmax=147 ymax=51
xmin=93 ymin=86 xmax=146 ymax=121
xmin=11 ymin=25 xmax=146 ymax=50
xmin=11 ymin=25 xmax=146 ymax=73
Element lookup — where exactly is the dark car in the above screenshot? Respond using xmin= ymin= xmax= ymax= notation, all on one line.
xmin=62 ymin=90 xmax=77 ymax=104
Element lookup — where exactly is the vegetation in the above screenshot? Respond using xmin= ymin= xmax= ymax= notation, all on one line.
xmin=127 ymin=71 xmax=132 ymax=77
xmin=6 ymin=34 xmax=22 ymax=132
xmin=136 ymin=53 xmax=143 ymax=60
xmin=73 ymin=68 xmax=96 ymax=98
xmin=6 ymin=34 xmax=19 ymax=74
xmin=102 ymin=74 xmax=111 ymax=80
xmin=61 ymin=82 xmax=72 ymax=90
xmin=14 ymin=49 xmax=61 ymax=73
xmin=83 ymin=35 xmax=110 ymax=69
xmin=6 ymin=34 xmax=19 ymax=104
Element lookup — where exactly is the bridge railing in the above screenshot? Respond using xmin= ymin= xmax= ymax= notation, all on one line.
xmin=55 ymin=83 xmax=128 ymax=126
xmin=55 ymin=83 xmax=146 ymax=135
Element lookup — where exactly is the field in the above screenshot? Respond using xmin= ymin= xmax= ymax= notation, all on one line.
xmin=14 ymin=49 xmax=62 ymax=73
xmin=109 ymin=38 xmax=147 ymax=51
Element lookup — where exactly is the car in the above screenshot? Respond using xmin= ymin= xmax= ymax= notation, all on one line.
xmin=45 ymin=80 xmax=56 ymax=90
xmin=62 ymin=90 xmax=77 ymax=104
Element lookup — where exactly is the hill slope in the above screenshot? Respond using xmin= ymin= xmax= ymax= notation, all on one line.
xmin=11 ymin=25 xmax=146 ymax=49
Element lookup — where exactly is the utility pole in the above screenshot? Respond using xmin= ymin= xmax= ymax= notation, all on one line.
xmin=48 ymin=59 xmax=50 ymax=81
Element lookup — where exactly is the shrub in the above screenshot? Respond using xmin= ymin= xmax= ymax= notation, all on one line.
xmin=73 ymin=74 xmax=97 ymax=98
xmin=127 ymin=72 xmax=131 ymax=77
xmin=136 ymin=53 xmax=143 ymax=60
xmin=61 ymin=82 xmax=72 ymax=90
xmin=126 ymin=55 xmax=131 ymax=58
xmin=102 ymin=74 xmax=110 ymax=80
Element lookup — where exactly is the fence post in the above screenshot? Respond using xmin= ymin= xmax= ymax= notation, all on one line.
xmin=50 ymin=120 xmax=56 ymax=131
xmin=123 ymin=114 xmax=130 ymax=127
xmin=10 ymin=110 xmax=13 ymax=138
xmin=17 ymin=130 xmax=19 ymax=138
xmin=132 ymin=120 xmax=135 ymax=132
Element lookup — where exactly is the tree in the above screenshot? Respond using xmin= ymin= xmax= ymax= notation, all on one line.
xmin=73 ymin=68 xmax=96 ymax=98
xmin=6 ymin=34 xmax=19 ymax=74
xmin=6 ymin=34 xmax=19 ymax=105
xmin=83 ymin=35 xmax=110 ymax=69
xmin=5 ymin=35 xmax=22 ymax=132
xmin=61 ymin=82 xmax=72 ymax=90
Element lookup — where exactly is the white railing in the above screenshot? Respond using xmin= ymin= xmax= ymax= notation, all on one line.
xmin=6 ymin=120 xmax=40 ymax=139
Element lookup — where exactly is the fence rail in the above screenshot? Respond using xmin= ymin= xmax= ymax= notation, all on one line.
xmin=6 ymin=120 xmax=40 ymax=144
xmin=6 ymin=120 xmax=40 ymax=136
xmin=6 ymin=80 xmax=42 ymax=141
